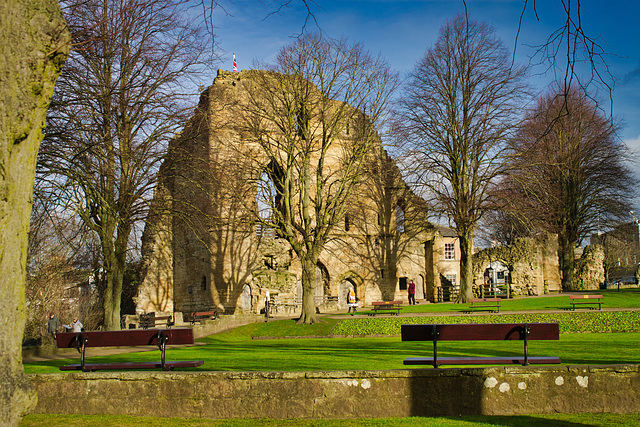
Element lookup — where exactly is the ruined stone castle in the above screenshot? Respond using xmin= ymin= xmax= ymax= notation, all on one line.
xmin=135 ymin=70 xmax=464 ymax=316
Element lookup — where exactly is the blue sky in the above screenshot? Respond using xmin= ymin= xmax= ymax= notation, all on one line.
xmin=210 ymin=0 xmax=640 ymax=206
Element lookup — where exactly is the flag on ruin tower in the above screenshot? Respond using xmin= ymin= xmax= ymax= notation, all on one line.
xmin=233 ymin=53 xmax=237 ymax=72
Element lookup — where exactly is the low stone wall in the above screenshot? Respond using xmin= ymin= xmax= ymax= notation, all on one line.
xmin=30 ymin=365 xmax=640 ymax=418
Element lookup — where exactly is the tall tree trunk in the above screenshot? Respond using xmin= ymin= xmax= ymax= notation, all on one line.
xmin=297 ymin=256 xmax=318 ymax=324
xmin=0 ymin=0 xmax=69 ymax=423
xmin=458 ymin=231 xmax=475 ymax=303
xmin=102 ymin=224 xmax=130 ymax=330
xmin=559 ymin=233 xmax=576 ymax=291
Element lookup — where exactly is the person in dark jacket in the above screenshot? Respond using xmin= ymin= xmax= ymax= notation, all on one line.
xmin=408 ymin=280 xmax=416 ymax=305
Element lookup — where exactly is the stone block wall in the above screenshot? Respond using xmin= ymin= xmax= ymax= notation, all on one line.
xmin=30 ymin=365 xmax=640 ymax=419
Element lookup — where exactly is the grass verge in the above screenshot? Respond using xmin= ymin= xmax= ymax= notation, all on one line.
xmin=19 ymin=413 xmax=640 ymax=426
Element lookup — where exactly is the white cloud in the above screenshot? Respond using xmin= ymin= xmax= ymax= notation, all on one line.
xmin=624 ymin=135 xmax=640 ymax=157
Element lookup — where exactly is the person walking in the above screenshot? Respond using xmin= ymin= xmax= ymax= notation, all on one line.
xmin=64 ymin=317 xmax=83 ymax=332
xmin=408 ymin=280 xmax=416 ymax=305
xmin=47 ymin=313 xmax=60 ymax=342
xmin=347 ymin=289 xmax=358 ymax=316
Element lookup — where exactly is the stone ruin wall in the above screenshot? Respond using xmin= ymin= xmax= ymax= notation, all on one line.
xmin=473 ymin=234 xmax=604 ymax=296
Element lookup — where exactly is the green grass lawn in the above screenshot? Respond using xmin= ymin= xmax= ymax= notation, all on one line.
xmin=24 ymin=322 xmax=640 ymax=373
xmin=20 ymin=414 xmax=640 ymax=427
xmin=354 ymin=287 xmax=640 ymax=315
xmin=19 ymin=412 xmax=640 ymax=426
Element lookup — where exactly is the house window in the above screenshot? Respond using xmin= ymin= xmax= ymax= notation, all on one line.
xmin=399 ymin=277 xmax=408 ymax=290
xmin=345 ymin=215 xmax=350 ymax=232
xmin=444 ymin=242 xmax=455 ymax=260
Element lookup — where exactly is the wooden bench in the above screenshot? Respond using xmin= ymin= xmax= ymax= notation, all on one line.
xmin=139 ymin=313 xmax=173 ymax=329
xmin=463 ymin=298 xmax=501 ymax=313
xmin=569 ymin=294 xmax=604 ymax=310
xmin=401 ymin=323 xmax=561 ymax=368
xmin=369 ymin=300 xmax=403 ymax=316
xmin=56 ymin=328 xmax=204 ymax=372
xmin=184 ymin=310 xmax=219 ymax=325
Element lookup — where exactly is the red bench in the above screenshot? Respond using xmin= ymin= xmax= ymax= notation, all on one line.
xmin=139 ymin=313 xmax=173 ymax=329
xmin=56 ymin=328 xmax=204 ymax=372
xmin=401 ymin=323 xmax=561 ymax=368
xmin=569 ymin=294 xmax=603 ymax=310
xmin=463 ymin=298 xmax=501 ymax=313
xmin=369 ymin=300 xmax=403 ymax=316
xmin=184 ymin=310 xmax=219 ymax=324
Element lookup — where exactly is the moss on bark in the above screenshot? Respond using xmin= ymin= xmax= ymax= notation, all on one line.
xmin=0 ymin=0 xmax=69 ymax=424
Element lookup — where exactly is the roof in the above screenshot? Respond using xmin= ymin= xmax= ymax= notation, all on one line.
xmin=434 ymin=224 xmax=457 ymax=238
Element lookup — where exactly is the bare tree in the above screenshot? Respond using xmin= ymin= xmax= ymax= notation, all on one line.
xmin=38 ymin=0 xmax=210 ymax=330
xmin=241 ymin=34 xmax=398 ymax=324
xmin=396 ymin=15 xmax=528 ymax=302
xmin=25 ymin=194 xmax=101 ymax=342
xmin=517 ymin=0 xmax=615 ymax=102
xmin=508 ymin=86 xmax=636 ymax=290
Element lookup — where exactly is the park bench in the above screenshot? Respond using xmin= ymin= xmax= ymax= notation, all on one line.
xmin=369 ymin=300 xmax=403 ymax=316
xmin=184 ymin=310 xmax=219 ymax=325
xmin=139 ymin=313 xmax=173 ymax=329
xmin=569 ymin=294 xmax=604 ymax=310
xmin=401 ymin=323 xmax=561 ymax=368
xmin=463 ymin=298 xmax=501 ymax=313
xmin=56 ymin=328 xmax=204 ymax=372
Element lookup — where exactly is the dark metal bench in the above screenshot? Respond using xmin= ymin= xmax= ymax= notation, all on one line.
xmin=401 ymin=323 xmax=561 ymax=368
xmin=369 ymin=300 xmax=403 ymax=316
xmin=569 ymin=294 xmax=603 ymax=310
xmin=184 ymin=310 xmax=219 ymax=324
xmin=56 ymin=328 xmax=204 ymax=372
xmin=463 ymin=298 xmax=501 ymax=313
xmin=139 ymin=313 xmax=174 ymax=329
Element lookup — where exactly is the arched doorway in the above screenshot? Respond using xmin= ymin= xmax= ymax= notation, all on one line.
xmin=483 ymin=260 xmax=510 ymax=298
xmin=315 ymin=262 xmax=329 ymax=304
xmin=338 ymin=278 xmax=356 ymax=309
xmin=416 ymin=274 xmax=425 ymax=300
xmin=241 ymin=284 xmax=252 ymax=312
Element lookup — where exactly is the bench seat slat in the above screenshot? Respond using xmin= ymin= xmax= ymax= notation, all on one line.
xmin=59 ymin=360 xmax=204 ymax=371
xmin=403 ymin=356 xmax=561 ymax=366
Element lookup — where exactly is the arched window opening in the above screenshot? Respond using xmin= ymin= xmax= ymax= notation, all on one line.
xmin=256 ymin=161 xmax=285 ymax=237
xmin=345 ymin=214 xmax=350 ymax=232
xmin=395 ymin=205 xmax=405 ymax=233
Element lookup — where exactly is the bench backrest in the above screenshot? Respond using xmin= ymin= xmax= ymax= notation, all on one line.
xmin=372 ymin=301 xmax=402 ymax=306
xmin=193 ymin=311 xmax=216 ymax=316
xmin=570 ymin=294 xmax=603 ymax=300
xmin=469 ymin=298 xmax=500 ymax=303
xmin=401 ymin=323 xmax=559 ymax=342
xmin=56 ymin=328 xmax=194 ymax=349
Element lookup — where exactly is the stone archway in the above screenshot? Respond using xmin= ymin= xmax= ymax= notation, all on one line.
xmin=315 ymin=262 xmax=330 ymax=304
xmin=240 ymin=284 xmax=252 ymax=313
xmin=483 ymin=260 xmax=510 ymax=297
xmin=416 ymin=274 xmax=425 ymax=300
xmin=338 ymin=278 xmax=356 ymax=309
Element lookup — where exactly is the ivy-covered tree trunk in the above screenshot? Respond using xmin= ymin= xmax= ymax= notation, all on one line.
xmin=559 ymin=232 xmax=577 ymax=291
xmin=458 ymin=230 xmax=475 ymax=303
xmin=0 ymin=0 xmax=69 ymax=424
xmin=297 ymin=254 xmax=319 ymax=324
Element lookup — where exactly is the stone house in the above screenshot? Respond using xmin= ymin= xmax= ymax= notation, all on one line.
xmin=135 ymin=70 xmax=460 ymax=317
